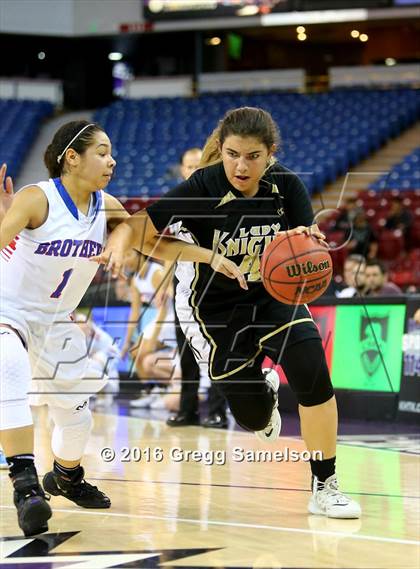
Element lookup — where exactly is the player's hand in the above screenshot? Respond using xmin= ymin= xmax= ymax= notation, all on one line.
xmin=0 ymin=163 xmax=14 ymax=219
xmin=276 ymin=225 xmax=327 ymax=247
xmin=90 ymin=245 xmax=127 ymax=279
xmin=91 ymin=222 xmax=134 ymax=278
xmin=211 ymin=253 xmax=248 ymax=290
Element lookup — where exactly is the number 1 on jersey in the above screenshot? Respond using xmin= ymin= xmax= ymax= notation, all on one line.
xmin=50 ymin=269 xmax=74 ymax=298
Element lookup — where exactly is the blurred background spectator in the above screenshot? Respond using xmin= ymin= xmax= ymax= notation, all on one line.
xmin=385 ymin=197 xmax=413 ymax=241
xmin=364 ymin=260 xmax=403 ymax=297
xmin=336 ymin=254 xmax=367 ymax=298
xmin=347 ymin=211 xmax=378 ymax=259
xmin=333 ymin=197 xmax=363 ymax=235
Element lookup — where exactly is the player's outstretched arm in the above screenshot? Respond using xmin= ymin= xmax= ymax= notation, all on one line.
xmin=103 ymin=192 xmax=130 ymax=230
xmin=91 ymin=209 xmax=248 ymax=290
xmin=0 ymin=163 xmax=14 ymax=225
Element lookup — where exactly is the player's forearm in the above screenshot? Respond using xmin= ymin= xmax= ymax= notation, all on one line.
xmin=123 ymin=322 xmax=137 ymax=347
xmin=124 ymin=210 xmax=214 ymax=263
xmin=105 ymin=221 xmax=136 ymax=255
xmin=141 ymin=235 xmax=214 ymax=265
xmin=0 ymin=219 xmax=22 ymax=251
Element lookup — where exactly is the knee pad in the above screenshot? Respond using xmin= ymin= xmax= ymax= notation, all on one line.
xmin=0 ymin=328 xmax=33 ymax=429
xmin=49 ymin=403 xmax=93 ymax=461
xmin=281 ymin=339 xmax=334 ymax=407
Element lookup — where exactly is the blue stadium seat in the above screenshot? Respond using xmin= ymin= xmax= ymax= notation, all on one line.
xmin=370 ymin=147 xmax=420 ymax=191
xmin=93 ymin=89 xmax=420 ymax=198
xmin=0 ymin=99 xmax=53 ymax=179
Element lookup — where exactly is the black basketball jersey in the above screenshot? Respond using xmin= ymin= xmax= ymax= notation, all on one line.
xmin=147 ymin=161 xmax=314 ymax=307
xmin=146 ymin=161 xmax=318 ymax=378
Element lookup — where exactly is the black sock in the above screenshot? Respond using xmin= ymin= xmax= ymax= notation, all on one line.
xmin=54 ymin=461 xmax=82 ymax=482
xmin=6 ymin=454 xmax=35 ymax=478
xmin=310 ymin=456 xmax=336 ymax=483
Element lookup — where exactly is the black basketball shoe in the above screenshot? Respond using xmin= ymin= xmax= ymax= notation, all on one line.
xmin=12 ymin=466 xmax=52 ymax=537
xmin=43 ymin=466 xmax=111 ymax=509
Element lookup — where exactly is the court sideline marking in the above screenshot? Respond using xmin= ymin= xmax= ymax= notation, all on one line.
xmin=2 ymin=505 xmax=419 ymax=547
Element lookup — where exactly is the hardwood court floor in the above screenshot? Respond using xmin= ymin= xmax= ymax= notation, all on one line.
xmin=1 ymin=406 xmax=419 ymax=568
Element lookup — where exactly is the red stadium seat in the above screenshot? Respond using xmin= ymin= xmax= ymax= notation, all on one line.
xmin=409 ymin=248 xmax=420 ymax=261
xmin=410 ymin=220 xmax=420 ymax=247
xmin=326 ymin=230 xmax=346 ymax=248
xmin=382 ymin=189 xmax=401 ymax=199
xmin=327 ymin=231 xmax=348 ymax=273
xmin=391 ymin=270 xmax=417 ymax=287
xmin=377 ymin=230 xmax=405 ymax=260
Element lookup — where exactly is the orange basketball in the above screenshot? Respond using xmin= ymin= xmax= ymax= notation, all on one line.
xmin=261 ymin=232 xmax=333 ymax=305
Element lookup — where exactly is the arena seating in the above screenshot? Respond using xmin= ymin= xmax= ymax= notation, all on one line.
xmin=320 ymin=188 xmax=420 ymax=288
xmin=0 ymin=99 xmax=53 ymax=179
xmin=93 ymin=88 xmax=420 ymax=199
xmin=369 ymin=147 xmax=420 ymax=191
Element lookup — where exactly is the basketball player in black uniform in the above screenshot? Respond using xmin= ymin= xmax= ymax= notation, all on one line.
xmin=168 ymin=147 xmax=228 ymax=428
xmin=94 ymin=107 xmax=361 ymax=518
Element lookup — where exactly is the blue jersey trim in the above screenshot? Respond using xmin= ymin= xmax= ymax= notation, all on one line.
xmin=92 ymin=190 xmax=102 ymax=221
xmin=53 ymin=177 xmax=79 ymax=220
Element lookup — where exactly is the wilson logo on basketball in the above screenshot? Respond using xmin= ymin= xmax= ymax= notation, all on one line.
xmin=285 ymin=259 xmax=330 ymax=278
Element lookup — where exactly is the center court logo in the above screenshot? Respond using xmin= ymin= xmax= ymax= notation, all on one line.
xmin=0 ymin=533 xmax=221 ymax=568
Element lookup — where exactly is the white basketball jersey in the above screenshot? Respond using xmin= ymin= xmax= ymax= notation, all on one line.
xmin=0 ymin=178 xmax=107 ymax=327
xmin=133 ymin=260 xmax=165 ymax=305
xmin=133 ymin=259 xmax=175 ymax=327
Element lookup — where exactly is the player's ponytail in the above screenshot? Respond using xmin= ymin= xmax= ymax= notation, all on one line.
xmin=44 ymin=141 xmax=61 ymax=178
xmin=200 ymin=126 xmax=222 ymax=168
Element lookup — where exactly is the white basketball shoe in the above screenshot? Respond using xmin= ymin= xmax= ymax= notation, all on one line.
xmin=130 ymin=386 xmax=163 ymax=408
xmin=308 ymin=474 xmax=361 ymax=519
xmin=255 ymin=368 xmax=281 ymax=443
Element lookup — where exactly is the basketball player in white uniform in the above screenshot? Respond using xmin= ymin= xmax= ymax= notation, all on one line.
xmin=74 ymin=311 xmax=121 ymax=407
xmin=0 ymin=121 xmax=128 ymax=537
xmin=121 ymin=257 xmax=181 ymax=407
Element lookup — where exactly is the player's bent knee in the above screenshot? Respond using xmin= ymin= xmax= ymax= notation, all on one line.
xmin=243 ymin=414 xmax=272 ymax=431
xmin=297 ymin=390 xmax=335 ymax=407
xmin=282 ymin=339 xmax=335 ymax=407
xmin=141 ymin=353 xmax=155 ymax=375
xmin=50 ymin=405 xmax=93 ymax=461
xmin=293 ymin=372 xmax=334 ymax=407
xmin=228 ymin=400 xmax=272 ymax=431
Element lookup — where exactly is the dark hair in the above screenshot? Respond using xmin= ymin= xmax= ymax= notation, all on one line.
xmin=366 ymin=259 xmax=387 ymax=274
xmin=219 ymin=107 xmax=280 ymax=148
xmin=201 ymin=106 xmax=280 ymax=167
xmin=44 ymin=120 xmax=105 ymax=178
xmin=179 ymin=147 xmax=202 ymax=165
xmin=345 ymin=254 xmax=366 ymax=266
